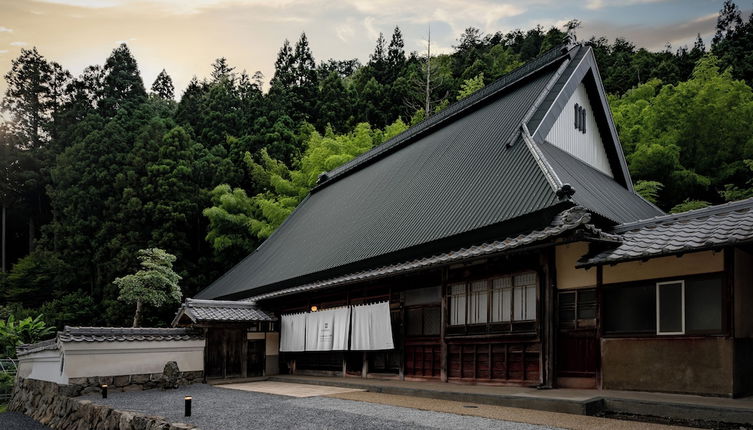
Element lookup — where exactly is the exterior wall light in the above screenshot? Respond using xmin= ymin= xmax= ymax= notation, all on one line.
xmin=310 ymin=306 xmax=318 ymax=312
xmin=101 ymin=384 xmax=107 ymax=399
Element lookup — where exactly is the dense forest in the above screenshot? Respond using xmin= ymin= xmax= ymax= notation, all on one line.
xmin=1 ymin=1 xmax=753 ymax=329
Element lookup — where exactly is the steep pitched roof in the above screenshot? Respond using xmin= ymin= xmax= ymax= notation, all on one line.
xmin=538 ymin=142 xmax=662 ymax=223
xmin=196 ymin=44 xmax=654 ymax=300
xmin=580 ymin=198 xmax=753 ymax=266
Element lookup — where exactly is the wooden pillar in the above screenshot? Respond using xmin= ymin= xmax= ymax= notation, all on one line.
xmin=241 ymin=329 xmax=248 ymax=379
xmin=361 ymin=351 xmax=368 ymax=378
xmin=440 ymin=268 xmax=448 ymax=383
xmin=541 ymin=248 xmax=556 ymax=388
xmin=399 ymin=295 xmax=405 ymax=381
xmin=342 ymin=357 xmax=347 ymax=378
xmin=596 ymin=264 xmax=603 ymax=389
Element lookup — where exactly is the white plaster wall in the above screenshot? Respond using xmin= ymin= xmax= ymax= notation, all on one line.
xmin=545 ymin=82 xmax=613 ymax=177
xmin=61 ymin=339 xmax=205 ymax=378
xmin=17 ymin=350 xmax=68 ymax=384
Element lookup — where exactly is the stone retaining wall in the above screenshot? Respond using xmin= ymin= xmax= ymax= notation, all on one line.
xmin=9 ymin=377 xmax=202 ymax=430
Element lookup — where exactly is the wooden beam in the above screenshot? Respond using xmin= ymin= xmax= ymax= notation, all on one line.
xmin=362 ymin=351 xmax=368 ymax=378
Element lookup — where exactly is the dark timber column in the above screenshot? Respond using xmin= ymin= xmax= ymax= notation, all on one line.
xmin=440 ymin=268 xmax=448 ymax=383
xmin=541 ymin=250 xmax=556 ymax=388
xmin=596 ymin=264 xmax=603 ymax=389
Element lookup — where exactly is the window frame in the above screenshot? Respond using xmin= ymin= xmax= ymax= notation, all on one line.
xmin=656 ymin=280 xmax=686 ymax=335
xmin=601 ymin=272 xmax=727 ymax=338
xmin=447 ymin=271 xmax=538 ymax=329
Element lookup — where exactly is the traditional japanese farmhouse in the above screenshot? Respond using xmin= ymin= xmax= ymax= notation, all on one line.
xmin=178 ymin=43 xmax=753 ymax=397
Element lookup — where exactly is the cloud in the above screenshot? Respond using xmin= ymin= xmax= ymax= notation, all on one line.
xmin=585 ymin=0 xmax=669 ymax=10
xmin=10 ymin=41 xmax=28 ymax=46
xmin=32 ymin=0 xmax=310 ymax=15
xmin=336 ymin=21 xmax=356 ymax=43
xmin=579 ymin=12 xmax=718 ymax=50
xmin=0 ymin=50 xmax=8 ymax=54
xmin=0 ymin=27 xmax=13 ymax=33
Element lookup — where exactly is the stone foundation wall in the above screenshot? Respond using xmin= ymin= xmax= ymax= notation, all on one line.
xmin=9 ymin=376 xmax=202 ymax=430
xmin=68 ymin=370 xmax=203 ymax=395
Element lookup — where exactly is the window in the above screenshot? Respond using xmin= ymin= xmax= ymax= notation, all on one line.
xmin=469 ymin=281 xmax=488 ymax=324
xmin=491 ymin=277 xmax=512 ymax=322
xmin=558 ymin=288 xmax=597 ymax=329
xmin=449 ymin=283 xmax=466 ymax=326
xmin=449 ymin=272 xmax=537 ymax=326
xmin=406 ymin=306 xmax=441 ymax=336
xmin=604 ymin=276 xmax=724 ymax=336
xmin=514 ymin=273 xmax=537 ymax=321
xmin=574 ymin=104 xmax=586 ymax=133
xmin=603 ymin=283 xmax=656 ymax=334
xmin=574 ymin=104 xmax=580 ymax=129
xmin=657 ymin=281 xmax=684 ymax=334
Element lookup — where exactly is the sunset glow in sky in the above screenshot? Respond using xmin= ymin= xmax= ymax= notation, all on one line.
xmin=0 ymin=0 xmax=734 ymax=97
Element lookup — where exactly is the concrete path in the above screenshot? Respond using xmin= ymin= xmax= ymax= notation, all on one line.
xmin=271 ymin=374 xmax=753 ymax=426
xmin=216 ymin=381 xmax=364 ymax=397
xmin=328 ymin=391 xmax=689 ymax=430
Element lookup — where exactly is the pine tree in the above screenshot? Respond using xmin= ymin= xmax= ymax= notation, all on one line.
xmin=1 ymin=48 xmax=68 ymax=149
xmin=99 ymin=43 xmax=147 ymax=117
xmin=713 ymin=0 xmax=743 ymax=47
xmin=387 ymin=27 xmax=406 ymax=81
xmin=210 ymin=57 xmax=235 ymax=82
xmin=150 ymin=69 xmax=174 ymax=100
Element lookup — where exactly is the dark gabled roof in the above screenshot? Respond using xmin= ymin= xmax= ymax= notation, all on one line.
xmin=580 ymin=198 xmax=753 ymax=267
xmin=246 ymin=206 xmax=615 ymax=302
xmin=196 ymin=43 xmax=649 ymax=301
xmin=537 ymin=142 xmax=663 ymax=223
xmin=172 ymin=299 xmax=276 ymax=326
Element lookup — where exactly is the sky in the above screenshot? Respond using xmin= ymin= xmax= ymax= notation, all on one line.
xmin=0 ymin=0 xmax=737 ymax=98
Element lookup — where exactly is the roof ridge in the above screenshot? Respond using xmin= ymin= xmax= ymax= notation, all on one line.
xmin=311 ymin=43 xmax=576 ymax=193
xmin=613 ymin=197 xmax=753 ymax=233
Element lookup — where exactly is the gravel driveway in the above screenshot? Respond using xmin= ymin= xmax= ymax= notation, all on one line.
xmin=82 ymin=383 xmax=560 ymax=430
xmin=0 ymin=412 xmax=53 ymax=430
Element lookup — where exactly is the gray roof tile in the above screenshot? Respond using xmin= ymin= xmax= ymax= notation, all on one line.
xmin=173 ymin=299 xmax=277 ymax=325
xmin=581 ymin=198 xmax=753 ymax=266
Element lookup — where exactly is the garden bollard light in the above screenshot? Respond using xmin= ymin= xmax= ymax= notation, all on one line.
xmin=185 ymin=396 xmax=192 ymax=417
xmin=101 ymin=385 xmax=107 ymax=399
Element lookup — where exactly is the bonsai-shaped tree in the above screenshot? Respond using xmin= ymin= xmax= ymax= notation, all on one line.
xmin=114 ymin=248 xmax=182 ymax=327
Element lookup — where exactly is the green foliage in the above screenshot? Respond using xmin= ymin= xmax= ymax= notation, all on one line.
xmin=114 ymin=248 xmax=182 ymax=327
xmin=205 ymin=120 xmax=408 ymax=254
xmin=611 ymin=54 xmax=753 ymax=209
xmin=457 ymin=73 xmax=485 ymax=100
xmin=720 ymin=159 xmax=753 ymax=201
xmin=5 ymin=250 xmax=74 ymax=306
xmin=0 ymin=314 xmax=55 ymax=358
xmin=670 ymin=199 xmax=711 ymax=214
xmin=633 ymin=180 xmax=664 ymax=204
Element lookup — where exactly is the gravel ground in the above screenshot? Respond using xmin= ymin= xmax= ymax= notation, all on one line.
xmin=0 ymin=412 xmax=53 ymax=430
xmin=82 ymin=384 xmax=560 ymax=430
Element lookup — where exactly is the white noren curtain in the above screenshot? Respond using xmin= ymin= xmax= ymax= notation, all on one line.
xmin=280 ymin=312 xmax=306 ymax=352
xmin=351 ymin=302 xmax=394 ymax=350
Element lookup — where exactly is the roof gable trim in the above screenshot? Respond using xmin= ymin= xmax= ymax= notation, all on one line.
xmin=530 ymin=47 xmax=633 ymax=191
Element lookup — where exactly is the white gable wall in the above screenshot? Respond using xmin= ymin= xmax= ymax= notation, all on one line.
xmin=545 ymin=82 xmax=613 ymax=177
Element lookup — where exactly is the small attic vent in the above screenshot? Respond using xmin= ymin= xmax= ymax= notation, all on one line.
xmin=574 ymin=104 xmax=586 ymax=134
